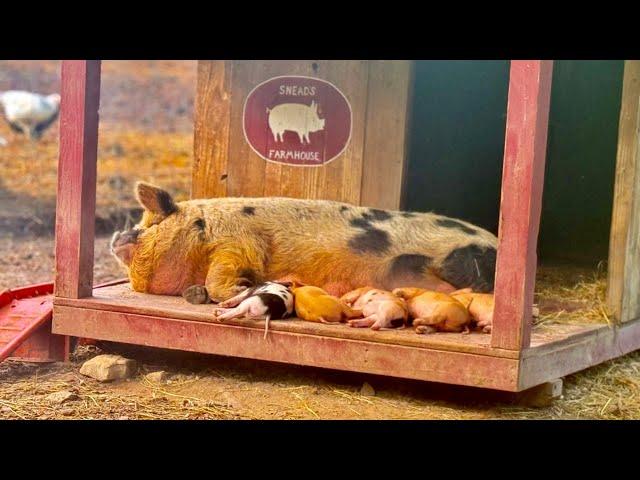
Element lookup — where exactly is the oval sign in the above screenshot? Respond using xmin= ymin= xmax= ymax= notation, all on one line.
xmin=243 ymin=76 xmax=352 ymax=167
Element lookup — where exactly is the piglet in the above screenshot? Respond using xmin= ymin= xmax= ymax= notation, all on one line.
xmin=340 ymin=286 xmax=409 ymax=330
xmin=450 ymin=289 xmax=494 ymax=333
xmin=449 ymin=289 xmax=538 ymax=333
xmin=215 ymin=282 xmax=294 ymax=339
xmin=393 ymin=287 xmax=471 ymax=334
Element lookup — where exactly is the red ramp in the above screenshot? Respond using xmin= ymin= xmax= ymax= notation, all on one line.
xmin=0 ymin=282 xmax=66 ymax=363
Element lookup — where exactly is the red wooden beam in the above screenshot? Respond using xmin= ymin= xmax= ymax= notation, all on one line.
xmin=52 ymin=305 xmax=521 ymax=391
xmin=491 ymin=60 xmax=554 ymax=351
xmin=55 ymin=61 xmax=102 ymax=299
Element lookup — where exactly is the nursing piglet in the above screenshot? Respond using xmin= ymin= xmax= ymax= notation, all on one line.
xmin=340 ymin=286 xmax=409 ymax=330
xmin=450 ymin=289 xmax=494 ymax=333
xmin=214 ymin=282 xmax=294 ymax=338
xmin=392 ymin=287 xmax=471 ymax=334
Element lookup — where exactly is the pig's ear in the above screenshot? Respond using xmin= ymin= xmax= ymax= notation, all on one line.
xmin=135 ymin=182 xmax=178 ymax=217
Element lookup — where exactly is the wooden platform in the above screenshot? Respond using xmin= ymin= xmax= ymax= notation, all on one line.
xmin=52 ymin=282 xmax=640 ymax=392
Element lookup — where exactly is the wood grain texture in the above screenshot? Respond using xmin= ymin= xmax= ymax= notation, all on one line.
xmin=191 ymin=61 xmax=412 ymax=207
xmin=519 ymin=318 xmax=640 ymax=390
xmin=53 ymin=304 xmax=520 ymax=391
xmin=491 ymin=61 xmax=554 ymax=351
xmin=192 ymin=61 xmax=232 ymax=199
xmin=607 ymin=61 xmax=640 ymax=320
xmin=55 ymin=60 xmax=101 ymax=299
xmin=360 ymin=61 xmax=414 ymax=209
xmin=53 ymin=283 xmax=613 ymax=362
xmin=52 ymin=282 xmax=517 ymax=358
xmin=622 ymin=99 xmax=640 ymax=321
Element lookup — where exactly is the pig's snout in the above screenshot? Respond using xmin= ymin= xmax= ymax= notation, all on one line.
xmin=110 ymin=229 xmax=141 ymax=266
xmin=110 ymin=229 xmax=140 ymax=250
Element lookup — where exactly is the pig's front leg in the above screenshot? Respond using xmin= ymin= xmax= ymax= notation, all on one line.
xmin=205 ymin=235 xmax=267 ymax=303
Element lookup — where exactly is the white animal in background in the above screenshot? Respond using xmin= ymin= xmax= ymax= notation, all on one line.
xmin=267 ymin=100 xmax=325 ymax=144
xmin=0 ymin=90 xmax=61 ymax=141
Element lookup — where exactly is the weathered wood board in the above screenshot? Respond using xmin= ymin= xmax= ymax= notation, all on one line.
xmin=55 ymin=60 xmax=101 ymax=299
xmin=622 ymin=99 xmax=640 ymax=322
xmin=607 ymin=61 xmax=640 ymax=321
xmin=192 ymin=60 xmax=413 ymax=210
xmin=491 ymin=61 xmax=554 ymax=350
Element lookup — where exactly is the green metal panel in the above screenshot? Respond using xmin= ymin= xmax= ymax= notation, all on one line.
xmin=540 ymin=60 xmax=623 ymax=264
xmin=404 ymin=60 xmax=623 ymax=265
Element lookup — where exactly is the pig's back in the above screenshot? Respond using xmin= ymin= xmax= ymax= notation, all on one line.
xmin=183 ymin=196 xmax=498 ymax=291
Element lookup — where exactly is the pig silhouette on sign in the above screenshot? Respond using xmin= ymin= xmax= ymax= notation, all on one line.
xmin=267 ymin=100 xmax=325 ymax=144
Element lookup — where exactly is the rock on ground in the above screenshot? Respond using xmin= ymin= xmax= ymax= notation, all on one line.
xmin=145 ymin=371 xmax=168 ymax=383
xmin=45 ymin=390 xmax=78 ymax=404
xmin=79 ymin=354 xmax=137 ymax=382
xmin=360 ymin=382 xmax=376 ymax=396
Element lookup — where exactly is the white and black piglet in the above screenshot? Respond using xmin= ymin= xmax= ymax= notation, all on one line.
xmin=214 ymin=282 xmax=294 ymax=339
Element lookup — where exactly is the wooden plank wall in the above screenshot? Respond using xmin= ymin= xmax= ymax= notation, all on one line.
xmin=361 ymin=61 xmax=414 ymax=210
xmin=192 ymin=60 xmax=412 ymax=209
xmin=622 ymin=98 xmax=640 ymax=321
xmin=192 ymin=61 xmax=233 ymax=199
xmin=607 ymin=61 xmax=640 ymax=321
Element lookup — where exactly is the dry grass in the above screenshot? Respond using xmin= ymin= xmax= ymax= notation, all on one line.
xmin=0 ymin=127 xmax=192 ymax=215
xmin=2 ymin=342 xmax=639 ymax=420
xmin=534 ymin=263 xmax=612 ymax=326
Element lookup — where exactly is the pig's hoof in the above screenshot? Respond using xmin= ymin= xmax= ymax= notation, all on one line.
xmin=482 ymin=325 xmax=492 ymax=334
xmin=415 ymin=325 xmax=437 ymax=335
xmin=182 ymin=285 xmax=211 ymax=304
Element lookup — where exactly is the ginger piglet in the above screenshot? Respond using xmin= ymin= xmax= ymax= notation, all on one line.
xmin=450 ymin=291 xmax=494 ymax=333
xmin=292 ymin=285 xmax=362 ymax=324
xmin=392 ymin=287 xmax=471 ymax=334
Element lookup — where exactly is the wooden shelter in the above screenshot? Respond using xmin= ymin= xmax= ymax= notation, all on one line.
xmin=51 ymin=60 xmax=640 ymax=395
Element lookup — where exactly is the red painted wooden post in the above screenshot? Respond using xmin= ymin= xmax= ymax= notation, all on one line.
xmin=55 ymin=61 xmax=101 ymax=299
xmin=491 ymin=60 xmax=553 ymax=351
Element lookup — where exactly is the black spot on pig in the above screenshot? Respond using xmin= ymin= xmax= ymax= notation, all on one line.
xmin=389 ymin=254 xmax=433 ymax=278
xmin=348 ymin=228 xmax=391 ymax=254
xmin=242 ymin=206 xmax=256 ymax=216
xmin=368 ymin=209 xmax=392 ymax=221
xmin=439 ymin=245 xmax=497 ymax=293
xmin=350 ymin=218 xmax=372 ymax=229
xmin=436 ymin=218 xmax=477 ymax=235
xmin=256 ymin=293 xmax=288 ymax=319
xmin=400 ymin=212 xmax=417 ymax=218
xmin=340 ymin=206 xmax=349 ymax=213
xmin=158 ymin=190 xmax=178 ymax=216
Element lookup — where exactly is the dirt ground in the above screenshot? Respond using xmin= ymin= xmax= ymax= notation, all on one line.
xmin=1 ymin=60 xmax=639 ymax=420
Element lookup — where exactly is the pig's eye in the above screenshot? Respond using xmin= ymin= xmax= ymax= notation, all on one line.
xmin=193 ymin=218 xmax=205 ymax=231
